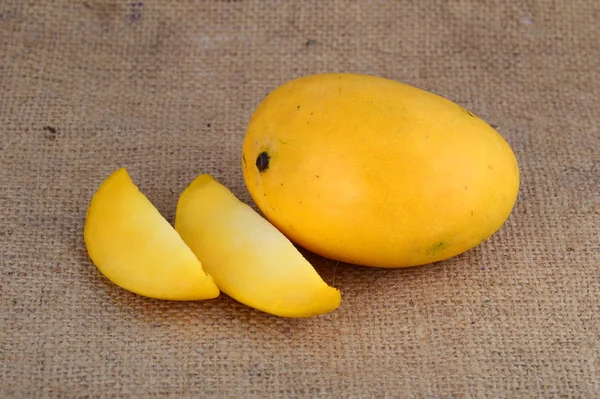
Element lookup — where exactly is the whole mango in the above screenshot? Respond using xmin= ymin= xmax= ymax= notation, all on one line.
xmin=242 ymin=73 xmax=519 ymax=268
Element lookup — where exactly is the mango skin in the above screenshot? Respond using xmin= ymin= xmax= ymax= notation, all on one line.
xmin=242 ymin=73 xmax=520 ymax=268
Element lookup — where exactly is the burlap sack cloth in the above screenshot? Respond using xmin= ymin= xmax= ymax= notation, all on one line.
xmin=1 ymin=0 xmax=598 ymax=397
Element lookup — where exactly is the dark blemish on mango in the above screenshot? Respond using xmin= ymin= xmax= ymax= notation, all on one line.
xmin=297 ymin=105 xmax=300 ymax=110
xmin=471 ymin=210 xmax=474 ymax=216
xmin=488 ymin=164 xmax=494 ymax=170
xmin=256 ymin=151 xmax=270 ymax=172
xmin=426 ymin=241 xmax=446 ymax=255
xmin=242 ymin=154 xmax=247 ymax=167
xmin=315 ymin=175 xmax=320 ymax=178
xmin=459 ymin=105 xmax=476 ymax=118
xmin=278 ymin=140 xmax=298 ymax=148
xmin=464 ymin=185 xmax=468 ymax=190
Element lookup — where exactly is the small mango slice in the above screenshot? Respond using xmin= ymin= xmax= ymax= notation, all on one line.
xmin=175 ymin=174 xmax=341 ymax=318
xmin=84 ymin=168 xmax=219 ymax=300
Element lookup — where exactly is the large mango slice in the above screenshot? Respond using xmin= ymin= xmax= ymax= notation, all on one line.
xmin=84 ymin=168 xmax=219 ymax=300
xmin=175 ymin=174 xmax=341 ymax=318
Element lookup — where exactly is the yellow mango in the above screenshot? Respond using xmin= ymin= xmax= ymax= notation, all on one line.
xmin=242 ymin=73 xmax=520 ymax=268
xmin=84 ymin=168 xmax=219 ymax=300
xmin=175 ymin=174 xmax=341 ymax=318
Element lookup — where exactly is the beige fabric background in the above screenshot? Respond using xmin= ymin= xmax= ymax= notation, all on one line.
xmin=1 ymin=0 xmax=598 ymax=397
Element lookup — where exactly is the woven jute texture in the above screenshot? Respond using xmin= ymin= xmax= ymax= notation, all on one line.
xmin=1 ymin=0 xmax=599 ymax=397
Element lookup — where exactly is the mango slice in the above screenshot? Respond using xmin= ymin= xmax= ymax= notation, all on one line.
xmin=84 ymin=168 xmax=220 ymax=300
xmin=175 ymin=174 xmax=341 ymax=318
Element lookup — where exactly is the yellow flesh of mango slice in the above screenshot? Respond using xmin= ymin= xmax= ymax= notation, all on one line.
xmin=84 ymin=168 xmax=219 ymax=300
xmin=175 ymin=174 xmax=341 ymax=318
